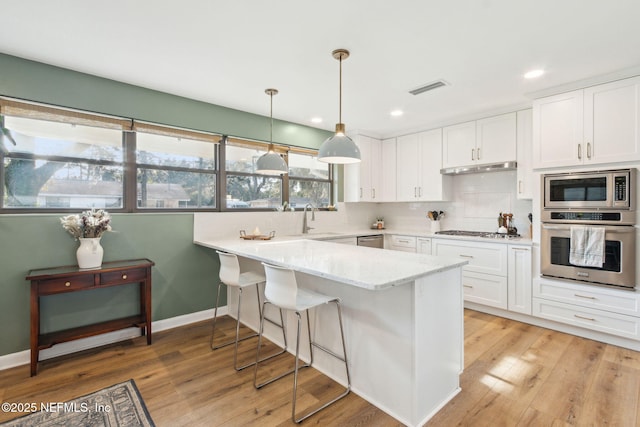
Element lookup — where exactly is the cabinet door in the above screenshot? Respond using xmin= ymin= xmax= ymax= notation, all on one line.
xmin=433 ymin=239 xmax=508 ymax=276
xmin=369 ymin=138 xmax=382 ymax=201
xmin=584 ymin=76 xmax=640 ymax=164
xmin=476 ymin=112 xmax=517 ymax=164
xmin=380 ymin=138 xmax=397 ymax=202
xmin=516 ymin=109 xmax=533 ymax=199
xmin=508 ymin=245 xmax=532 ymax=314
xmin=442 ymin=121 xmax=476 ymax=168
xmin=416 ymin=238 xmax=432 ymax=255
xmin=358 ymin=136 xmax=373 ymax=201
xmin=417 ymin=129 xmax=451 ymax=201
xmin=532 ymin=90 xmax=584 ymax=168
xmin=395 ymin=133 xmax=420 ymax=201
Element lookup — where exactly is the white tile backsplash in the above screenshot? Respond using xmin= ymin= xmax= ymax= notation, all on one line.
xmin=194 ymin=170 xmax=534 ymax=241
xmin=376 ymin=170 xmax=533 ymax=237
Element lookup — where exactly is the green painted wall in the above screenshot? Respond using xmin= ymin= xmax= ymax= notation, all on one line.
xmin=0 ymin=53 xmax=332 ymax=357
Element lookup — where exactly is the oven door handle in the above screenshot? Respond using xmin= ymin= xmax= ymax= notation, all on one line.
xmin=541 ymin=224 xmax=636 ymax=233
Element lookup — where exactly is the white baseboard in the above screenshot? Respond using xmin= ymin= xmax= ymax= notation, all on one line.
xmin=0 ymin=307 xmax=226 ymax=372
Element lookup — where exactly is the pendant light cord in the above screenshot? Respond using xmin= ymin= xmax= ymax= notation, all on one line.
xmin=269 ymin=91 xmax=273 ymax=146
xmin=338 ymin=54 xmax=343 ymax=124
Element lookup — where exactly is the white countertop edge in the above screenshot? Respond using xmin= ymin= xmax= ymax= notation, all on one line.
xmin=194 ymin=238 xmax=468 ymax=291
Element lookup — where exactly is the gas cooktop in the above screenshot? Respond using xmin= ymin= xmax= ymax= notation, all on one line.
xmin=436 ymin=230 xmax=521 ymax=239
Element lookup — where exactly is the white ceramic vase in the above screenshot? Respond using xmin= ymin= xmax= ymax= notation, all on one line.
xmin=77 ymin=237 xmax=104 ymax=269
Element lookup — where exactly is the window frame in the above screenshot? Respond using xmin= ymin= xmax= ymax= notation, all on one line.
xmin=0 ymin=98 xmax=334 ymax=214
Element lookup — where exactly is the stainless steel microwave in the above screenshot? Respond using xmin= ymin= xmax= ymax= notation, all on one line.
xmin=541 ymin=169 xmax=636 ymax=224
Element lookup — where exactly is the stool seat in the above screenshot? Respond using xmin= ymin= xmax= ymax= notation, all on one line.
xmin=254 ymin=262 xmax=350 ymax=423
xmin=210 ymin=251 xmax=286 ymax=371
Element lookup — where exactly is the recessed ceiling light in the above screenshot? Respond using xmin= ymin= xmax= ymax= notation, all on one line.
xmin=524 ymin=69 xmax=544 ymax=79
xmin=311 ymin=117 xmax=323 ymax=124
xmin=390 ymin=110 xmax=403 ymax=117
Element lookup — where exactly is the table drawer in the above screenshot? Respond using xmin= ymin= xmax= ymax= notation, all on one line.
xmin=101 ymin=268 xmax=147 ymax=286
xmin=38 ymin=275 xmax=94 ymax=294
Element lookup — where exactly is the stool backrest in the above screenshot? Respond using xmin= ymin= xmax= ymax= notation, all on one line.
xmin=262 ymin=263 xmax=297 ymax=309
xmin=216 ymin=251 xmax=241 ymax=287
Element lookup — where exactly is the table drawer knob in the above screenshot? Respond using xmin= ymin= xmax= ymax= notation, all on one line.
xmin=65 ymin=281 xmax=71 ymax=287
xmin=122 ymin=274 xmax=127 ymax=280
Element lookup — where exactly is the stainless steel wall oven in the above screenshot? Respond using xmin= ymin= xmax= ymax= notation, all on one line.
xmin=540 ymin=169 xmax=636 ymax=289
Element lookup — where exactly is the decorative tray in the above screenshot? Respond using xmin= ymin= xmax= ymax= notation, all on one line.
xmin=239 ymin=230 xmax=275 ymax=240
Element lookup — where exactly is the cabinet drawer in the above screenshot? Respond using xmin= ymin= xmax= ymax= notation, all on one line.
xmin=462 ymin=271 xmax=508 ymax=309
xmin=533 ymin=298 xmax=640 ymax=340
xmin=534 ymin=279 xmax=640 ymax=317
xmin=389 ymin=235 xmax=416 ymax=250
xmin=38 ymin=275 xmax=94 ymax=294
xmin=101 ymin=268 xmax=147 ymax=286
xmin=433 ymin=240 xmax=507 ymax=276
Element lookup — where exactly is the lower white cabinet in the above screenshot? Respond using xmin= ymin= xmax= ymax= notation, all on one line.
xmin=387 ymin=235 xmax=417 ymax=252
xmin=416 ymin=237 xmax=432 ymax=255
xmin=533 ymin=278 xmax=640 ymax=340
xmin=433 ymin=239 xmax=509 ymax=310
xmin=508 ymin=244 xmax=532 ymax=314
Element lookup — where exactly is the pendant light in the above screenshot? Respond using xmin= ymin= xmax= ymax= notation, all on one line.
xmin=318 ymin=48 xmax=361 ymax=164
xmin=256 ymin=88 xmax=288 ymax=175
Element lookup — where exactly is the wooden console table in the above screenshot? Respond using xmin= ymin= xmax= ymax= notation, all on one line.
xmin=26 ymin=258 xmax=155 ymax=376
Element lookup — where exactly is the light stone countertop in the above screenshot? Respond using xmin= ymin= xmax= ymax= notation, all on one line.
xmin=194 ymin=237 xmax=467 ymax=290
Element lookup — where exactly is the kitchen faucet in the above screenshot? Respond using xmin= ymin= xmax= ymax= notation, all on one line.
xmin=302 ymin=203 xmax=316 ymax=234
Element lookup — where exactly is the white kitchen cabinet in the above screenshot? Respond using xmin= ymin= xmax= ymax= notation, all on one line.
xmin=442 ymin=121 xmax=476 ymax=169
xmin=533 ymin=278 xmax=640 ymax=340
xmin=387 ymin=235 xmax=416 ymax=252
xmin=344 ymin=134 xmax=382 ymax=202
xmin=442 ymin=113 xmax=516 ymax=169
xmin=380 ymin=137 xmax=397 ymax=202
xmin=476 ymin=113 xmax=517 ymax=165
xmin=507 ymin=244 xmax=532 ymax=315
xmin=396 ymin=129 xmax=452 ymax=201
xmin=416 ymin=237 xmax=432 ymax=255
xmin=533 ymin=76 xmax=640 ymax=168
xmin=516 ymin=109 xmax=533 ymax=200
xmin=433 ymin=238 xmax=508 ymax=309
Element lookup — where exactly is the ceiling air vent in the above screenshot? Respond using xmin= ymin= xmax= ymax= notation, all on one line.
xmin=409 ymin=80 xmax=448 ymax=96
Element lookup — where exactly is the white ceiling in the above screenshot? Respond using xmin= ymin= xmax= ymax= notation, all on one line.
xmin=2 ymin=0 xmax=640 ymax=139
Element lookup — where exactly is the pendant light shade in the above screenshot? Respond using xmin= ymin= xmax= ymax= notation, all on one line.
xmin=256 ymin=88 xmax=288 ymax=175
xmin=318 ymin=49 xmax=361 ymax=164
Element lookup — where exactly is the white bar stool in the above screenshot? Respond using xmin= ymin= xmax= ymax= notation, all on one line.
xmin=254 ymin=263 xmax=351 ymax=423
xmin=211 ymin=251 xmax=287 ymax=371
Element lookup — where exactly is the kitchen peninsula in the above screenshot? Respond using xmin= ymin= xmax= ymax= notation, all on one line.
xmin=194 ymin=236 xmax=467 ymax=426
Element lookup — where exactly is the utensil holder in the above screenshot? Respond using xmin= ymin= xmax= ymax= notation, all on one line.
xmin=430 ymin=221 xmax=441 ymax=233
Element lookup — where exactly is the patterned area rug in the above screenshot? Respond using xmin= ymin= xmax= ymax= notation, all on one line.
xmin=1 ymin=379 xmax=154 ymax=427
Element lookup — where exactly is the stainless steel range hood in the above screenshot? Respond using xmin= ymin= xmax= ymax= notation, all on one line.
xmin=440 ymin=161 xmax=517 ymax=175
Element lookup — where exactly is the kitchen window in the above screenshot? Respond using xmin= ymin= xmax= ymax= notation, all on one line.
xmin=0 ymin=99 xmax=128 ymax=211
xmin=134 ymin=122 xmax=219 ymax=210
xmin=0 ymin=98 xmax=332 ymax=213
xmin=224 ymin=138 xmax=283 ymax=210
xmin=288 ymin=151 xmax=331 ymax=208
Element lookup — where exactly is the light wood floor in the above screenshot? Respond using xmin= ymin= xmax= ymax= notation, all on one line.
xmin=1 ymin=310 xmax=639 ymax=426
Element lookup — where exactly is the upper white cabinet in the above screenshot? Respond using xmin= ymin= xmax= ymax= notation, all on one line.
xmin=344 ymin=134 xmax=382 ymax=202
xmin=442 ymin=113 xmax=517 ymax=169
xmin=533 ymin=76 xmax=640 ymax=168
xmin=380 ymin=138 xmax=397 ymax=202
xmin=516 ymin=109 xmax=533 ymax=199
xmin=396 ymin=129 xmax=452 ymax=201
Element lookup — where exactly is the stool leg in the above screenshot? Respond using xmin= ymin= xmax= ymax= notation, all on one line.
xmin=210 ymin=282 xmax=225 ymax=350
xmin=292 ymin=311 xmax=303 ymax=422
xmin=293 ymin=301 xmax=351 ymax=423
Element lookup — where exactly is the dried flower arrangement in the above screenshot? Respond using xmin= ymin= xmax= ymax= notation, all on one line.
xmin=60 ymin=209 xmax=113 ymax=239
